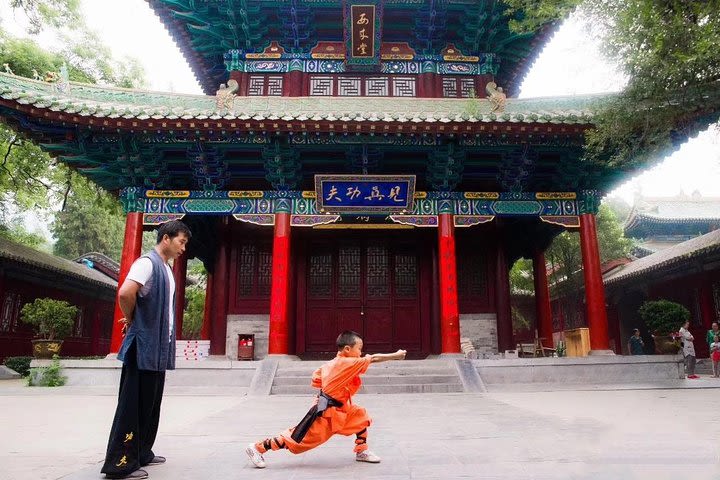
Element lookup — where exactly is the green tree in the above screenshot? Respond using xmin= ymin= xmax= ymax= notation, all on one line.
xmin=0 ymin=14 xmax=147 ymax=257
xmin=7 ymin=0 xmax=82 ymax=34
xmin=51 ymin=173 xmax=125 ymax=260
xmin=503 ymin=0 xmax=720 ymax=173
xmin=182 ymin=262 xmax=207 ymax=340
xmin=510 ymin=204 xmax=634 ymax=327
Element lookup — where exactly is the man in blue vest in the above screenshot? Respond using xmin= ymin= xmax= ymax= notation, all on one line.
xmin=101 ymin=220 xmax=191 ymax=479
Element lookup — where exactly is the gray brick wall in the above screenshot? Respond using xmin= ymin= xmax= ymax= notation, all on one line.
xmin=460 ymin=313 xmax=498 ymax=354
xmin=225 ymin=314 xmax=270 ymax=360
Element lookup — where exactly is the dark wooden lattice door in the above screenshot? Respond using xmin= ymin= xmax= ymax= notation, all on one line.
xmin=304 ymin=235 xmax=423 ymax=354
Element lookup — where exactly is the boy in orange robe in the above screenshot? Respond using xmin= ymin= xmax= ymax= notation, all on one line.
xmin=245 ymin=330 xmax=406 ymax=468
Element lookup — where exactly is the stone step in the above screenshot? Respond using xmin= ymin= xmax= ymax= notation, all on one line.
xmin=270 ymin=382 xmax=464 ymax=395
xmin=274 ymin=361 xmax=457 ymax=377
xmin=273 ymin=374 xmax=460 ymax=386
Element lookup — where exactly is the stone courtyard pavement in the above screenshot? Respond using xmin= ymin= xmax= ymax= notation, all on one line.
xmin=1 ymin=380 xmax=720 ymax=480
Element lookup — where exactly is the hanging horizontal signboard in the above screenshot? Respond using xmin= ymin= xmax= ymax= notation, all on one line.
xmin=315 ymin=175 xmax=416 ymax=214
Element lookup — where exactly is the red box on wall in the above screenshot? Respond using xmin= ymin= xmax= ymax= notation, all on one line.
xmin=238 ymin=334 xmax=255 ymax=361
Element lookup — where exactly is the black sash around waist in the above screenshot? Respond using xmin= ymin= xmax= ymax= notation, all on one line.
xmin=290 ymin=391 xmax=343 ymax=443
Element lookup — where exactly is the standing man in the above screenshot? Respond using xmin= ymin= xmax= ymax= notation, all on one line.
xmin=101 ymin=221 xmax=192 ymax=479
xmin=627 ymin=328 xmax=645 ymax=355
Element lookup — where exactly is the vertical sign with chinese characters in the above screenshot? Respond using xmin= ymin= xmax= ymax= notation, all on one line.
xmin=351 ymin=5 xmax=375 ymax=58
xmin=344 ymin=0 xmax=383 ymax=68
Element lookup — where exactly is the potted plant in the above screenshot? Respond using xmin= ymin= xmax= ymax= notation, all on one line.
xmin=20 ymin=298 xmax=78 ymax=359
xmin=638 ymin=299 xmax=690 ymax=354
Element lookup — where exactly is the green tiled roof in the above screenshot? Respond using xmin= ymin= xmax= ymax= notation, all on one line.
xmin=0 ymin=72 xmax=607 ymax=125
xmin=0 ymin=236 xmax=117 ymax=290
xmin=604 ymin=229 xmax=720 ymax=286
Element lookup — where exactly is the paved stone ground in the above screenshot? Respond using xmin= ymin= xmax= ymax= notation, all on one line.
xmin=2 ymin=378 xmax=720 ymax=480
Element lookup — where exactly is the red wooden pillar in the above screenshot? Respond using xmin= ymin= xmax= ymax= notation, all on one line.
xmin=495 ymin=239 xmax=513 ymax=352
xmin=438 ymin=213 xmax=461 ymax=353
xmin=172 ymin=254 xmax=188 ymax=340
xmin=418 ymin=72 xmax=437 ymax=98
xmin=268 ymin=211 xmax=292 ymax=354
xmin=201 ymin=273 xmax=213 ymax=341
xmin=580 ymin=213 xmax=610 ymax=351
xmin=110 ymin=212 xmax=144 ymax=353
xmin=533 ymin=250 xmax=553 ymax=345
xmin=285 ymin=70 xmax=304 ymax=96
xmin=210 ymin=219 xmax=229 ymax=355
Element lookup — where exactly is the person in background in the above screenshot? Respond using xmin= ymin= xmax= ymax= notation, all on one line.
xmin=679 ymin=320 xmax=698 ymax=379
xmin=711 ymin=334 xmax=720 ymax=378
xmin=628 ymin=328 xmax=645 ymax=355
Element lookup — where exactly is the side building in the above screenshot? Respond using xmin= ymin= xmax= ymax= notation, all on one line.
xmin=0 ymin=238 xmax=117 ymax=361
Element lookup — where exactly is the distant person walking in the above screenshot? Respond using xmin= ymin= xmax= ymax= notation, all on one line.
xmin=706 ymin=322 xmax=720 ymax=349
xmin=679 ymin=320 xmax=698 ymax=379
xmin=101 ymin=221 xmax=191 ymax=479
xmin=711 ymin=334 xmax=720 ymax=378
xmin=628 ymin=328 xmax=645 ymax=355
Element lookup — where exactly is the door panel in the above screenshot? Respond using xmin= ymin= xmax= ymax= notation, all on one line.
xmin=303 ymin=233 xmax=425 ymax=355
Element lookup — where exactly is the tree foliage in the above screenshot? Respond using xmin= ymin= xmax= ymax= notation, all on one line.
xmin=510 ymin=203 xmax=634 ymax=328
xmin=504 ymin=0 xmax=720 ymax=175
xmin=51 ymin=173 xmax=125 ymax=260
xmin=8 ymin=0 xmax=82 ymax=34
xmin=0 ymin=5 xmax=147 ymax=259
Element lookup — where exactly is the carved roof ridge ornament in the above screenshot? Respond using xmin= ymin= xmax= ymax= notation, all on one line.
xmin=215 ymin=79 xmax=238 ymax=114
xmin=485 ymin=81 xmax=506 ymax=113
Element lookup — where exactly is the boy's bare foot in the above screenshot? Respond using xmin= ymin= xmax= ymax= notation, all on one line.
xmin=246 ymin=443 xmax=266 ymax=468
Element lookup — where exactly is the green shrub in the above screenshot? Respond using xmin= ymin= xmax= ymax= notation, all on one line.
xmin=28 ymin=355 xmax=66 ymax=387
xmin=638 ymin=300 xmax=691 ymax=335
xmin=20 ymin=298 xmax=78 ymax=340
xmin=3 ymin=356 xmax=32 ymax=377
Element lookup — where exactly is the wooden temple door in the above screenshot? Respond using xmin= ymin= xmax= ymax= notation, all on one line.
xmin=301 ymin=233 xmax=427 ymax=356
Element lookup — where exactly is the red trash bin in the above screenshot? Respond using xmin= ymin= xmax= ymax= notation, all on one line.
xmin=238 ymin=334 xmax=255 ymax=360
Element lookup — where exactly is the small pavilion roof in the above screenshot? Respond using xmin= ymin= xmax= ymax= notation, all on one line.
xmin=624 ymin=193 xmax=720 ymax=238
xmin=604 ymin=229 xmax=720 ymax=286
xmin=0 ymin=72 xmax=605 ymax=127
xmin=0 ymin=237 xmax=117 ymax=290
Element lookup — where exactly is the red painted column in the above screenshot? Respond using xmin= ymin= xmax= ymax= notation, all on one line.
xmin=268 ymin=211 xmax=292 ymax=354
xmin=200 ymin=273 xmax=213 ymax=341
xmin=209 ymin=219 xmax=229 ymax=355
xmin=579 ymin=213 xmax=610 ymax=351
xmin=495 ymin=240 xmax=513 ymax=352
xmin=110 ymin=212 xmax=144 ymax=353
xmin=418 ymin=73 xmax=437 ymax=98
xmin=533 ymin=250 xmax=553 ymax=345
xmin=285 ymin=70 xmax=304 ymax=96
xmin=437 ymin=213 xmax=461 ymax=353
xmin=172 ymin=254 xmax=188 ymax=340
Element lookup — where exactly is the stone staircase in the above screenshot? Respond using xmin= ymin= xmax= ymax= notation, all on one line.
xmin=270 ymin=359 xmax=465 ymax=395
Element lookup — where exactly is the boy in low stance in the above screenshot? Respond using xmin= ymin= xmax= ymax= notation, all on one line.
xmin=246 ymin=330 xmax=406 ymax=468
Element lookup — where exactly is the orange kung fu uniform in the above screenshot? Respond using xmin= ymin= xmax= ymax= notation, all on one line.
xmin=256 ymin=353 xmax=373 ymax=455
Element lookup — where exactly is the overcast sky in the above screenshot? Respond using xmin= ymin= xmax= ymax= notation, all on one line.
xmin=2 ymin=0 xmax=719 ymax=206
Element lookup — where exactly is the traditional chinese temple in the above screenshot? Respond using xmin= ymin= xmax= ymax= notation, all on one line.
xmin=625 ymin=192 xmax=720 ymax=258
xmin=0 ymin=0 xmax=628 ymax=360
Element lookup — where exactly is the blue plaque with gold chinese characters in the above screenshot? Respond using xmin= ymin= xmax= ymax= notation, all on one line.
xmin=315 ymin=175 xmax=415 ymax=213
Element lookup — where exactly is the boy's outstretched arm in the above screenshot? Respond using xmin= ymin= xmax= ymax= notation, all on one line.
xmin=369 ymin=349 xmax=407 ymax=363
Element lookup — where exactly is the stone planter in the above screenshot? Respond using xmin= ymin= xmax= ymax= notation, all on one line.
xmin=31 ymin=339 xmax=63 ymax=359
xmin=652 ymin=335 xmax=680 ymax=355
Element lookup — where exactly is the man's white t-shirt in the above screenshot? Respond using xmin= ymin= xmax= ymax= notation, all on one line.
xmin=126 ymin=257 xmax=176 ymax=343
